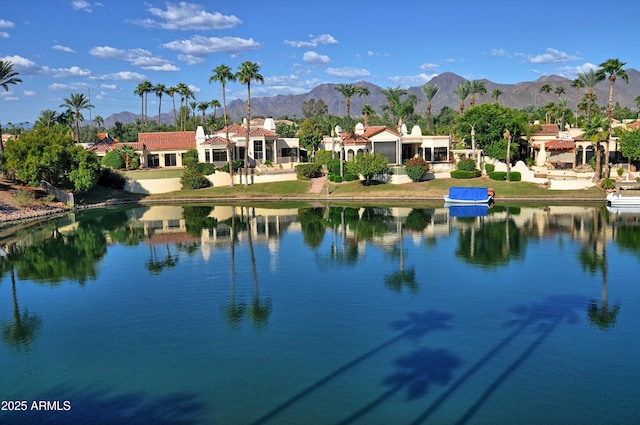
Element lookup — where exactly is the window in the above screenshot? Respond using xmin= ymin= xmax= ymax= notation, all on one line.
xmin=165 ymin=153 xmax=177 ymax=167
xmin=433 ymin=147 xmax=448 ymax=162
xmin=212 ymin=150 xmax=227 ymax=162
xmin=204 ymin=149 xmax=211 ymax=163
xmin=147 ymin=154 xmax=160 ymax=168
xmin=254 ymin=140 xmax=263 ymax=160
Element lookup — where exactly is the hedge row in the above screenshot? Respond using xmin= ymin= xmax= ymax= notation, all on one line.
xmin=489 ymin=171 xmax=521 ymax=181
xmin=450 ymin=169 xmax=481 ymax=179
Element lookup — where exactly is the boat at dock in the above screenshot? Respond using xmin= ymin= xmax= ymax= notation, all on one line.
xmin=443 ymin=187 xmax=494 ymax=205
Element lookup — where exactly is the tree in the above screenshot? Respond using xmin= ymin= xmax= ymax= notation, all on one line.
xmin=361 ymin=104 xmax=375 ymax=127
xmin=0 ymin=60 xmax=22 ymax=155
xmin=618 ymin=128 xmax=640 ymax=166
xmin=298 ymin=118 xmax=323 ymax=155
xmin=197 ymin=101 xmax=209 ymax=125
xmin=94 ymin=114 xmax=104 ymax=129
xmin=2 ymin=127 xmax=101 ymax=191
xmin=539 ymin=83 xmax=552 ymax=105
xmin=492 ymin=89 xmax=503 ymax=104
xmin=153 ymin=83 xmax=167 ymax=124
xmin=571 ymin=78 xmax=584 ymax=122
xmin=236 ymin=61 xmax=264 ymax=186
xmin=353 ymin=152 xmax=388 ymax=185
xmin=115 ymin=144 xmax=139 ymax=170
xmin=134 ymin=80 xmax=153 ymax=122
xmin=578 ymin=69 xmax=599 ymax=119
xmin=210 ymin=64 xmax=237 ymax=186
xmin=60 ymin=93 xmax=94 ymax=142
xmin=34 ymin=109 xmax=58 ymax=129
xmin=167 ymin=86 xmax=179 ymax=128
xmin=597 ymin=58 xmax=628 ymax=178
xmin=334 ymin=83 xmax=370 ymax=119
xmin=582 ymin=113 xmax=609 ymax=180
xmin=468 ymin=80 xmax=486 ymax=108
xmin=453 ymin=81 xmax=470 ymax=115
xmin=381 ymin=86 xmax=406 ymax=125
xmin=421 ymin=83 xmax=439 ymax=130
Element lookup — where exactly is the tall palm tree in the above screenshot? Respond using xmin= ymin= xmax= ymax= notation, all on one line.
xmin=571 ymin=78 xmax=584 ymax=122
xmin=361 ymin=104 xmax=374 ymax=127
xmin=555 ymin=85 xmax=565 ymax=99
xmin=210 ymin=64 xmax=237 ymax=186
xmin=197 ymin=101 xmax=209 ymax=125
xmin=36 ymin=109 xmax=58 ymax=128
xmin=134 ymin=80 xmax=153 ymax=122
xmin=210 ymin=99 xmax=221 ymax=122
xmin=189 ymin=100 xmax=197 ymax=125
xmin=539 ymin=83 xmax=552 ymax=105
xmin=94 ymin=114 xmax=104 ymax=129
xmin=578 ymin=69 xmax=599 ymax=120
xmin=60 ymin=93 xmax=94 ymax=142
xmin=597 ymin=58 xmax=628 ymax=177
xmin=236 ymin=61 xmax=264 ymax=187
xmin=0 ymin=60 xmax=22 ymax=154
xmin=334 ymin=83 xmax=370 ymax=119
xmin=583 ymin=113 xmax=609 ymax=181
xmin=468 ymin=80 xmax=486 ymax=108
xmin=176 ymin=82 xmax=191 ymax=131
xmin=167 ymin=85 xmax=179 ymax=129
xmin=453 ymin=81 xmax=470 ymax=115
xmin=421 ymin=83 xmax=439 ymax=130
xmin=380 ymin=86 xmax=407 ymax=125
xmin=492 ymin=89 xmax=503 ymax=104
xmin=153 ymin=83 xmax=167 ymax=124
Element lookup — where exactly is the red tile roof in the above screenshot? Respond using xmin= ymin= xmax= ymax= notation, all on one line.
xmin=87 ymin=135 xmax=119 ymax=153
xmin=218 ymin=124 xmax=279 ymax=138
xmin=135 ymin=131 xmax=196 ymax=150
xmin=534 ymin=140 xmax=575 ymax=151
xmin=202 ymin=135 xmax=234 ymax=146
xmin=531 ymin=124 xmax=559 ymax=135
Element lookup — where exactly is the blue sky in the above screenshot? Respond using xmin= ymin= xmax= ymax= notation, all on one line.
xmin=1 ymin=0 xmax=638 ymax=126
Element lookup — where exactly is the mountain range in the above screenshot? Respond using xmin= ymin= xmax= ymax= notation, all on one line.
xmin=102 ymin=69 xmax=640 ymax=128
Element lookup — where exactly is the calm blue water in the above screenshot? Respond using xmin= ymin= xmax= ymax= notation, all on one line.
xmin=0 ymin=204 xmax=639 ymax=424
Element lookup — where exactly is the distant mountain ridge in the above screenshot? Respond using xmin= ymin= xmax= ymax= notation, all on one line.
xmin=103 ymin=70 xmax=640 ymax=127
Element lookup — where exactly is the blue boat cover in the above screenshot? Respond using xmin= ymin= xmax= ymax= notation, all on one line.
xmin=448 ymin=187 xmax=488 ymax=201
xmin=448 ymin=205 xmax=489 ymax=217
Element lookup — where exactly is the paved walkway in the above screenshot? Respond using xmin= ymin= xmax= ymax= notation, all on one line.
xmin=308 ymin=176 xmax=327 ymax=194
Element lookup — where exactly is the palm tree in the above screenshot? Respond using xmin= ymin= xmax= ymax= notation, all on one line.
xmin=583 ymin=113 xmax=609 ymax=180
xmin=421 ymin=83 xmax=439 ymax=130
xmin=236 ymin=61 xmax=264 ymax=187
xmin=635 ymin=95 xmax=640 ymax=113
xmin=134 ymin=80 xmax=153 ymax=122
xmin=153 ymin=83 xmax=167 ymax=124
xmin=380 ymin=86 xmax=406 ymax=125
xmin=539 ymin=83 xmax=552 ymax=105
xmin=210 ymin=64 xmax=237 ymax=186
xmin=176 ymin=82 xmax=191 ymax=131
xmin=578 ymin=69 xmax=599 ymax=119
xmin=492 ymin=89 xmax=503 ymax=104
xmin=597 ymin=58 xmax=628 ymax=178
xmin=60 ymin=93 xmax=94 ymax=142
xmin=468 ymin=80 xmax=486 ymax=108
xmin=361 ymin=104 xmax=374 ymax=127
xmin=210 ymin=99 xmax=221 ymax=122
xmin=0 ymin=60 xmax=22 ymax=154
xmin=334 ymin=83 xmax=370 ymax=119
xmin=197 ymin=101 xmax=209 ymax=125
xmin=94 ymin=115 xmax=104 ymax=129
xmin=189 ymin=100 xmax=197 ymax=125
xmin=453 ymin=81 xmax=470 ymax=115
xmin=2 ymin=265 xmax=41 ymax=348
xmin=167 ymin=85 xmax=179 ymax=129
xmin=555 ymin=85 xmax=565 ymax=99
xmin=36 ymin=109 xmax=58 ymax=128
xmin=571 ymin=78 xmax=584 ymax=122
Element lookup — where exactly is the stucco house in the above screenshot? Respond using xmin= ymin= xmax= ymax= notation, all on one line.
xmin=321 ymin=122 xmax=450 ymax=166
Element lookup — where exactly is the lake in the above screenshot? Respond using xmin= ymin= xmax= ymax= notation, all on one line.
xmin=1 ymin=203 xmax=639 ymax=425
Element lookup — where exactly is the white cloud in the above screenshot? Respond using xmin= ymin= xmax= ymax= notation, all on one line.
xmin=23 ymin=90 xmax=36 ymax=96
xmin=303 ymin=51 xmax=330 ymax=65
xmin=49 ymin=82 xmax=89 ymax=91
xmin=163 ymin=35 xmax=260 ymax=57
xmin=284 ymin=34 xmax=338 ymax=48
xmin=386 ymin=73 xmax=436 ymax=87
xmin=53 ymin=44 xmax=76 ymax=53
xmin=1 ymin=55 xmax=40 ymax=74
xmin=134 ymin=2 xmax=241 ymax=30
xmin=90 ymin=71 xmax=147 ymax=81
xmin=528 ymin=48 xmax=580 ymax=64
xmin=0 ymin=19 xmax=15 ymax=29
xmin=71 ymin=0 xmax=92 ymax=12
xmin=367 ymin=50 xmax=389 ymax=57
xmin=91 ymin=45 xmax=178 ymax=71
xmin=555 ymin=62 xmax=598 ymax=79
xmin=177 ymin=54 xmax=205 ymax=65
xmin=42 ymin=65 xmax=92 ymax=78
xmin=326 ymin=67 xmax=371 ymax=79
xmin=90 ymin=46 xmax=125 ymax=59
xmin=100 ymin=84 xmax=118 ymax=90
xmin=419 ymin=63 xmax=439 ymax=73
xmin=0 ymin=32 xmax=9 ymax=38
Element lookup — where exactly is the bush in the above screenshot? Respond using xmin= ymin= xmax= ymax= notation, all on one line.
xmin=490 ymin=171 xmax=507 ymax=181
xmin=450 ymin=169 xmax=481 ymax=179
xmin=617 ymin=167 xmax=624 ymax=176
xmin=343 ymin=172 xmax=359 ymax=181
xmin=404 ymin=157 xmax=429 ymax=182
xmin=457 ymin=158 xmax=477 ymax=171
xmin=102 ymin=150 xmax=125 ymax=169
xmin=313 ymin=150 xmax=333 ymax=166
xmin=218 ymin=159 xmax=244 ymax=174
xmin=525 ymin=158 xmax=535 ymax=167
xmin=600 ymin=178 xmax=615 ymax=190
xmin=181 ymin=167 xmax=212 ymax=190
xmin=485 ymin=163 xmax=495 ymax=174
xmin=13 ymin=189 xmax=36 ymax=207
xmin=507 ymin=171 xmax=521 ymax=181
xmin=196 ymin=162 xmax=215 ymax=175
xmin=98 ymin=168 xmax=126 ymax=189
xmin=295 ymin=163 xmax=322 ymax=180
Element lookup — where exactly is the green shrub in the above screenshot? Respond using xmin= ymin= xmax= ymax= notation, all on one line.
xmin=489 ymin=171 xmax=507 ymax=180
xmin=600 ymin=178 xmax=615 ymax=190
xmin=295 ymin=163 xmax=322 ymax=180
xmin=13 ymin=189 xmax=36 ymax=207
xmin=451 ymin=169 xmax=481 ymax=179
xmin=404 ymin=157 xmax=430 ymax=182
xmin=457 ymin=158 xmax=477 ymax=171
xmin=313 ymin=150 xmax=333 ymax=166
xmin=617 ymin=167 xmax=624 ymax=176
xmin=218 ymin=159 xmax=244 ymax=174
xmin=98 ymin=168 xmax=126 ymax=189
xmin=196 ymin=162 xmax=216 ymax=175
xmin=507 ymin=171 xmax=521 ymax=181
xmin=101 ymin=150 xmax=125 ymax=169
xmin=485 ymin=163 xmax=495 ymax=173
xmin=181 ymin=167 xmax=212 ymax=190
xmin=330 ymin=175 xmax=343 ymax=183
xmin=343 ymin=172 xmax=359 ymax=181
